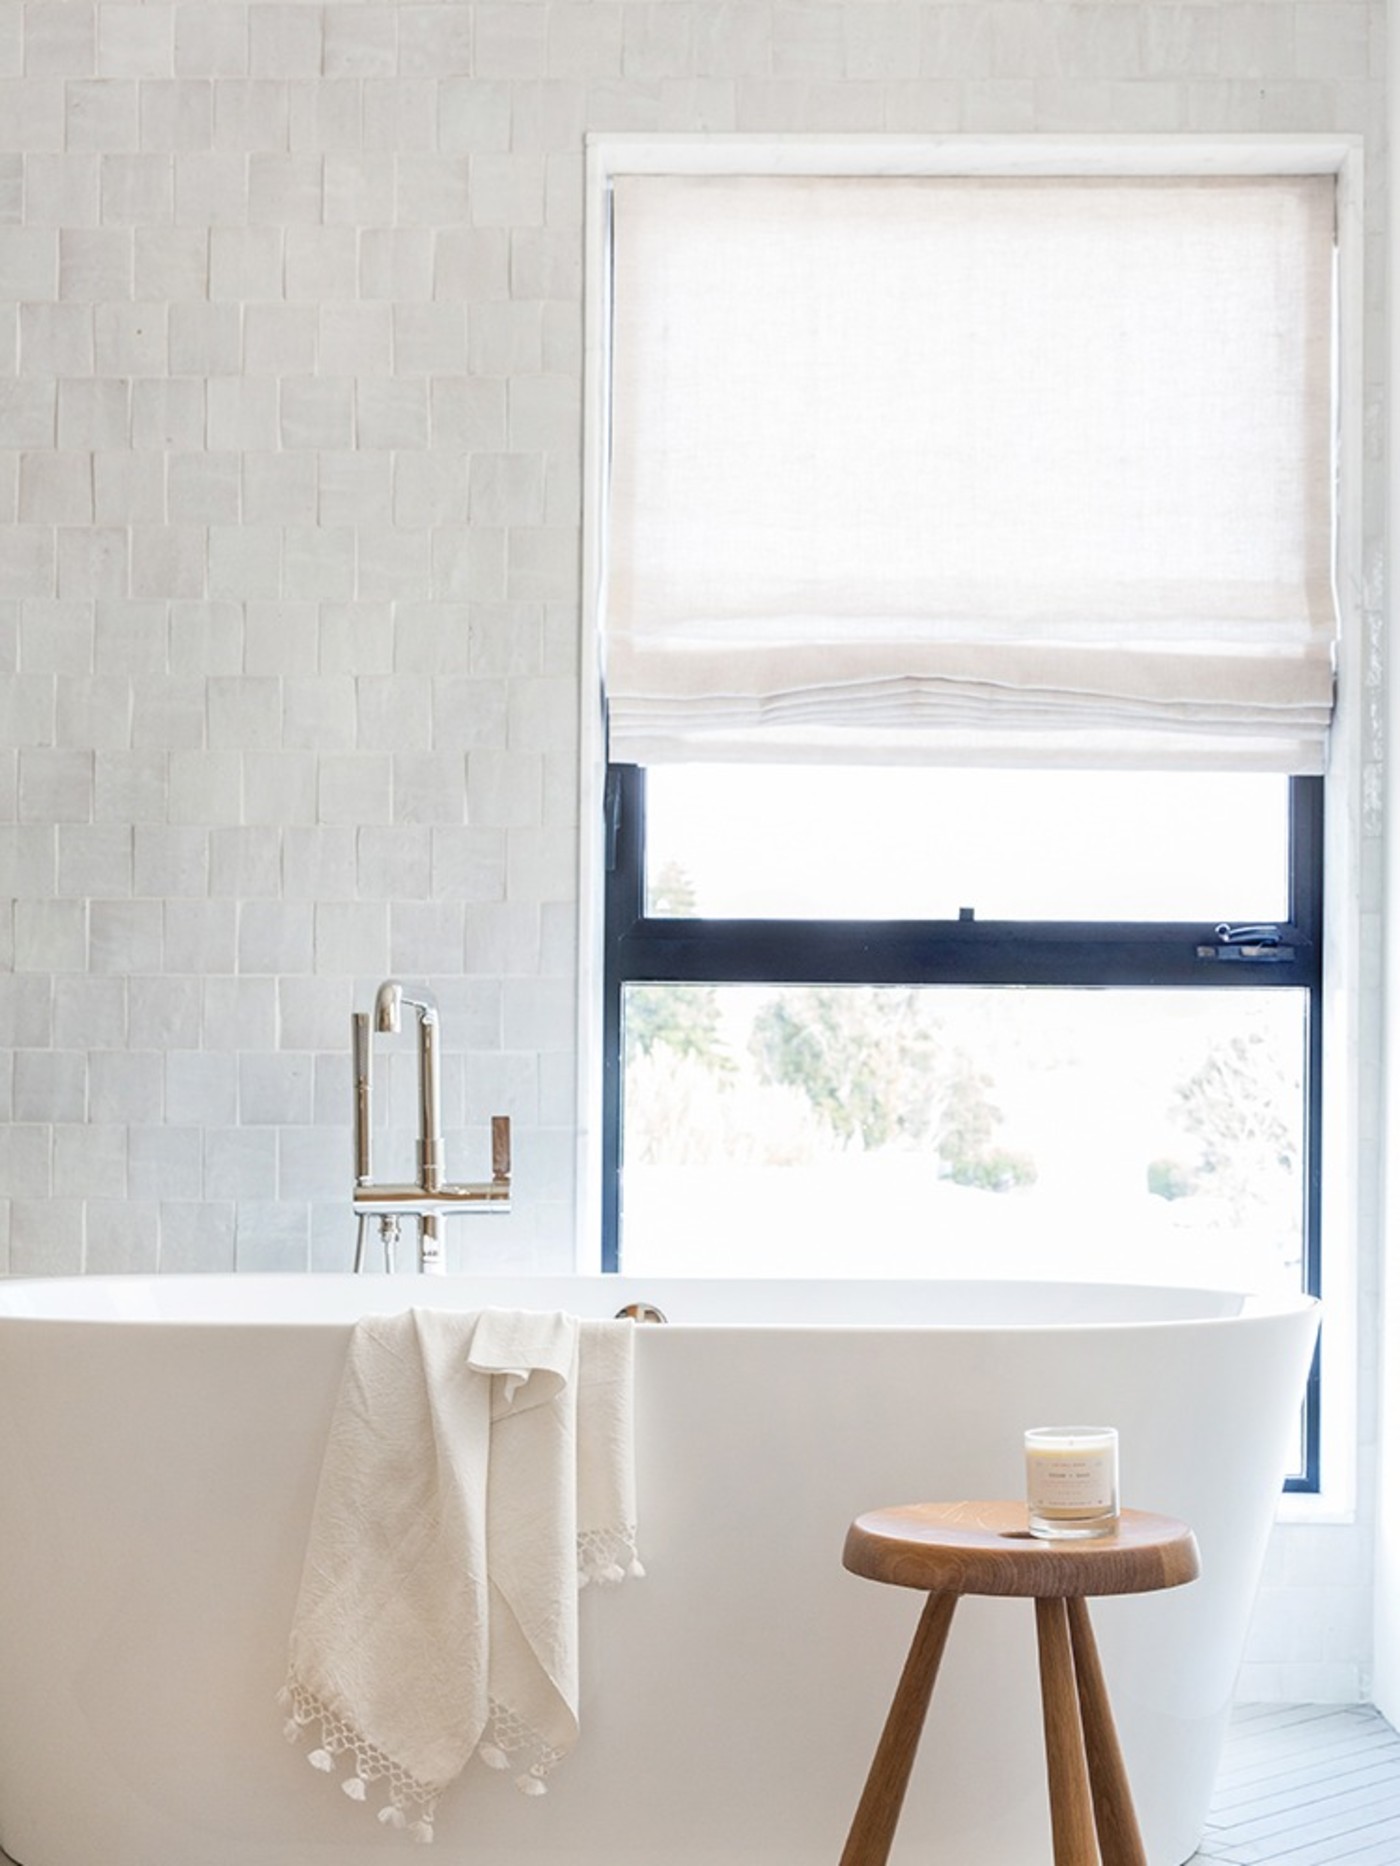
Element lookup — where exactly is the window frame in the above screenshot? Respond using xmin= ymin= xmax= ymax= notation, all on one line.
xmin=578 ymin=134 xmax=1366 ymax=1512
xmin=602 ymin=762 xmax=1324 ymax=1486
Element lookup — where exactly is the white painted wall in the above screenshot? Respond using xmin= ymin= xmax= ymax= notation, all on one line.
xmin=0 ymin=0 xmax=1386 ymax=1701
xmin=1372 ymin=0 xmax=1400 ymax=1730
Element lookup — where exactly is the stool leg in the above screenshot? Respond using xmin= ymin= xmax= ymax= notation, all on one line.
xmin=1034 ymin=1597 xmax=1098 ymax=1866
xmin=1066 ymin=1597 xmax=1148 ymax=1866
xmin=839 ymin=1590 xmax=957 ymax=1866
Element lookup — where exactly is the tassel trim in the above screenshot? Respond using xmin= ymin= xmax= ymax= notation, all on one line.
xmin=477 ymin=1696 xmax=568 ymax=1797
xmin=280 ymin=1678 xmax=442 ymax=1843
xmin=280 ymin=1527 xmax=643 ymax=1834
xmin=578 ymin=1523 xmax=644 ymax=1588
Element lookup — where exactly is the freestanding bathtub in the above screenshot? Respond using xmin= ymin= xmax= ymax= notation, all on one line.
xmin=0 ymin=1274 xmax=1318 ymax=1866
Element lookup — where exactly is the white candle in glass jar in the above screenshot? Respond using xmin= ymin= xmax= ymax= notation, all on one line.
xmin=1024 ymin=1426 xmax=1119 ymax=1539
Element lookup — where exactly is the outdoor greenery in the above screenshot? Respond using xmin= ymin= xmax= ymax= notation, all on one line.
xmin=749 ymin=988 xmax=1037 ymax=1189
xmin=1150 ymin=1030 xmax=1300 ymax=1223
xmin=624 ymin=974 xmax=1297 ymax=1220
xmin=624 ymin=975 xmax=1039 ymax=1190
xmin=626 ymin=861 xmax=731 ymax=1071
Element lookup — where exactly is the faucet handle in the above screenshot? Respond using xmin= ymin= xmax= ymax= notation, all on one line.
xmin=491 ymin=1115 xmax=512 ymax=1184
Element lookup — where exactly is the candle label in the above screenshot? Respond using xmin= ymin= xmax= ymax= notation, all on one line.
xmin=1029 ymin=1453 xmax=1114 ymax=1511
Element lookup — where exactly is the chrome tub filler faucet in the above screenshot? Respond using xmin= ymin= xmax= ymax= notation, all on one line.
xmin=351 ymin=980 xmax=511 ymax=1272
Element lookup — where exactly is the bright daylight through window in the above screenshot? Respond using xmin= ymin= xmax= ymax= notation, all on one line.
xmin=592 ymin=148 xmax=1342 ymax=1489
xmin=620 ymin=767 xmax=1313 ymax=1295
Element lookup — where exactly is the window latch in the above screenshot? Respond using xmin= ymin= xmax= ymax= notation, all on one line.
xmin=603 ymin=768 xmax=624 ymax=872
xmin=1196 ymin=923 xmax=1293 ymax=962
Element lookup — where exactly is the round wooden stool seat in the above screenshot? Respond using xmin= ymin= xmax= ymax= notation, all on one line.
xmin=844 ymin=1500 xmax=1200 ymax=1599
xmin=837 ymin=1501 xmax=1200 ymax=1866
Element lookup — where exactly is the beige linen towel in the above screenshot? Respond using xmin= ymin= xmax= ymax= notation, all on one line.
xmin=280 ymin=1308 xmax=641 ymax=1843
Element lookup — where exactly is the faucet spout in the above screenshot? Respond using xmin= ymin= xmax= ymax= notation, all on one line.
xmin=400 ymin=987 xmax=443 ymax=1192
xmin=351 ymin=980 xmax=511 ymax=1272
xmin=373 ymin=978 xmax=403 ymax=1033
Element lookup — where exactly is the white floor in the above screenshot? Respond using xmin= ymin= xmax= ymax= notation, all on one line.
xmin=1187 ymin=1703 xmax=1400 ymax=1864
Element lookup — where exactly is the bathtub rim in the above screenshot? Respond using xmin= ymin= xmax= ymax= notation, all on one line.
xmin=0 ymin=1270 xmax=1321 ymax=1335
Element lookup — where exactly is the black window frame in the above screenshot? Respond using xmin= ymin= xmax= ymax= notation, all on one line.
xmin=601 ymin=761 xmax=1324 ymax=1492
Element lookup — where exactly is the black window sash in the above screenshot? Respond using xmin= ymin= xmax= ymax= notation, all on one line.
xmin=602 ymin=763 xmax=1323 ymax=1489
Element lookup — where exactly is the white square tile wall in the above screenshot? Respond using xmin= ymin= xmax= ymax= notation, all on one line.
xmin=0 ymin=0 xmax=1387 ymax=1700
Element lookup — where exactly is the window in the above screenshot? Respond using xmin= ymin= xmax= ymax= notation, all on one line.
xmin=584 ymin=138 xmax=1362 ymax=1497
xmin=626 ymin=768 xmax=1310 ymax=1295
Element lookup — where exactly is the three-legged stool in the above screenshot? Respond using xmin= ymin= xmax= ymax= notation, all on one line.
xmin=839 ymin=1500 xmax=1200 ymax=1866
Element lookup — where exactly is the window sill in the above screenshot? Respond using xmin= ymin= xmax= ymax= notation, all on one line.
xmin=1275 ymin=1488 xmax=1357 ymax=1528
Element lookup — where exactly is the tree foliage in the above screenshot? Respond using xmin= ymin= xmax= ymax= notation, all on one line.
xmin=626 ymin=984 xmax=729 ymax=1068
xmin=625 ymin=862 xmax=732 ymax=1071
xmin=750 ymin=987 xmax=1035 ymax=1188
xmin=749 ymin=988 xmax=940 ymax=1150
xmin=1152 ymin=1030 xmax=1299 ymax=1219
xmin=936 ymin=1052 xmax=1038 ymax=1191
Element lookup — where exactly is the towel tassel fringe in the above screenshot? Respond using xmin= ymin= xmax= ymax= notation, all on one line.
xmin=281 ymin=1674 xmax=441 ymax=1843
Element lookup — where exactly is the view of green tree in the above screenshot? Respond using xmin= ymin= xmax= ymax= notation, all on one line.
xmin=625 ymin=862 xmax=732 ymax=1071
xmin=749 ymin=988 xmax=941 ymax=1150
xmin=1154 ymin=1029 xmax=1300 ymax=1220
xmin=749 ymin=986 xmax=1035 ymax=1188
xmin=629 ymin=974 xmax=1294 ymax=1214
xmin=937 ymin=1052 xmax=1038 ymax=1191
xmin=648 ymin=859 xmax=699 ymax=916
xmin=619 ymin=983 xmax=1303 ymax=1288
xmin=625 ymin=985 xmax=729 ymax=1069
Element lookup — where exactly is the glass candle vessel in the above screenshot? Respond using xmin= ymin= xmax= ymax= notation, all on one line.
xmin=1024 ymin=1426 xmax=1119 ymax=1539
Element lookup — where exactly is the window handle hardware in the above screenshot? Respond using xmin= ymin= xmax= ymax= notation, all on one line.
xmin=1197 ymin=924 xmax=1293 ymax=962
xmin=604 ymin=767 xmax=624 ymax=872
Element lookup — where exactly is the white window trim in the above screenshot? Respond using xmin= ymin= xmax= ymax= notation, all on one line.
xmin=576 ymin=132 xmax=1365 ymax=1520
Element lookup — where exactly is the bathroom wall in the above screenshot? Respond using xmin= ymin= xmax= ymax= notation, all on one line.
xmin=1370 ymin=0 xmax=1400 ymax=1732
xmin=0 ymin=0 xmax=1386 ymax=1698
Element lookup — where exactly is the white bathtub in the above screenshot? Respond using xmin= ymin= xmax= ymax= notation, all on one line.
xmin=0 ymin=1274 xmax=1318 ymax=1866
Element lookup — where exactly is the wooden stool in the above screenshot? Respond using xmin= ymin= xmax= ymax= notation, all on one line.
xmin=839 ymin=1501 xmax=1200 ymax=1866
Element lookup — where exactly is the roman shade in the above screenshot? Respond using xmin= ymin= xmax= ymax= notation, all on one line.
xmin=602 ymin=171 xmax=1339 ymax=771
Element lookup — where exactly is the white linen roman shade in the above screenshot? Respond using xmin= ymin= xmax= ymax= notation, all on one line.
xmin=603 ymin=172 xmax=1339 ymax=771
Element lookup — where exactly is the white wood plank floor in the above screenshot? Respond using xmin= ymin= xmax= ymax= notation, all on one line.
xmin=1188 ymin=1703 xmax=1400 ymax=1865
